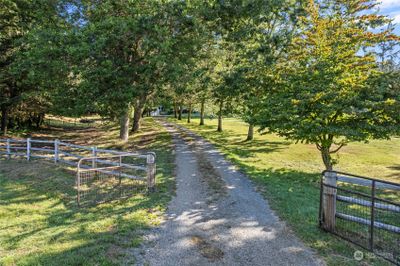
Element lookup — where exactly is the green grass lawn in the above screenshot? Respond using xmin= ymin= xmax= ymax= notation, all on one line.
xmin=170 ymin=116 xmax=399 ymax=266
xmin=0 ymin=118 xmax=175 ymax=266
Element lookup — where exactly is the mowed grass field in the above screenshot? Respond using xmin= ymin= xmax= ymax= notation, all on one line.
xmin=0 ymin=118 xmax=175 ymax=266
xmin=172 ymin=117 xmax=400 ymax=180
xmin=170 ymin=116 xmax=399 ymax=266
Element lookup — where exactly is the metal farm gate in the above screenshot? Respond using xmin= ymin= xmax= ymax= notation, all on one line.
xmin=320 ymin=171 xmax=400 ymax=264
xmin=0 ymin=138 xmax=157 ymax=207
xmin=76 ymin=153 xmax=156 ymax=206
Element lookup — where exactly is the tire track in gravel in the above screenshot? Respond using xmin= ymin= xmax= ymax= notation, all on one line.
xmin=136 ymin=119 xmax=324 ymax=266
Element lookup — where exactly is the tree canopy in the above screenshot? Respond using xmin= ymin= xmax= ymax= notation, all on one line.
xmin=1 ymin=0 xmax=399 ymax=169
xmin=255 ymin=0 xmax=400 ymax=169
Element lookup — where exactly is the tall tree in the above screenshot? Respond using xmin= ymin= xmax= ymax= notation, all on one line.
xmin=199 ymin=0 xmax=302 ymax=134
xmin=232 ymin=0 xmax=302 ymax=140
xmin=73 ymin=0 xmax=201 ymax=141
xmin=0 ymin=0 xmax=64 ymax=134
xmin=256 ymin=0 xmax=400 ymax=170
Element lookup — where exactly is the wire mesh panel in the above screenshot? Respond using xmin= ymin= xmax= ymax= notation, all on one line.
xmin=373 ymin=185 xmax=400 ymax=263
xmin=320 ymin=171 xmax=400 ymax=265
xmin=335 ymin=186 xmax=372 ymax=249
xmin=0 ymin=137 xmax=156 ymax=206
xmin=76 ymin=153 xmax=154 ymax=207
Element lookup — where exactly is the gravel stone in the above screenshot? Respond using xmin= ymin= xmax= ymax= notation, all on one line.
xmin=135 ymin=120 xmax=324 ymax=266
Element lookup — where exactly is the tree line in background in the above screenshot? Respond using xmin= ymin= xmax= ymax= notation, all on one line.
xmin=1 ymin=0 xmax=400 ymax=170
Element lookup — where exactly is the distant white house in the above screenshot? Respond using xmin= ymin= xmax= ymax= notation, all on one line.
xmin=151 ymin=107 xmax=161 ymax=116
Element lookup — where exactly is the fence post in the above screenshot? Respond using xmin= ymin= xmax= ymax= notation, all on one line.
xmin=370 ymin=180 xmax=376 ymax=251
xmin=6 ymin=139 xmax=10 ymax=159
xmin=146 ymin=153 xmax=156 ymax=192
xmin=26 ymin=138 xmax=31 ymax=161
xmin=54 ymin=139 xmax=59 ymax=163
xmin=92 ymin=146 xmax=97 ymax=168
xmin=322 ymin=171 xmax=337 ymax=231
xmin=118 ymin=155 xmax=122 ymax=195
xmin=76 ymin=162 xmax=81 ymax=207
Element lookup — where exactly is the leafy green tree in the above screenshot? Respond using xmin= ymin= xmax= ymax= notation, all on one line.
xmin=0 ymin=0 xmax=64 ymax=134
xmin=256 ymin=0 xmax=400 ymax=170
xmin=198 ymin=0 xmax=303 ymax=134
xmin=231 ymin=0 xmax=302 ymax=140
xmin=193 ymin=65 xmax=212 ymax=126
xmin=72 ymin=0 xmax=201 ymax=141
xmin=207 ymin=47 xmax=240 ymax=132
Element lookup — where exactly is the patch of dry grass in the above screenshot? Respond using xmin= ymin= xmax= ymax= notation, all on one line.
xmin=190 ymin=235 xmax=224 ymax=261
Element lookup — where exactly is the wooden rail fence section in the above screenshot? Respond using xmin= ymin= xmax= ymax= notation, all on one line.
xmin=0 ymin=138 xmax=156 ymax=195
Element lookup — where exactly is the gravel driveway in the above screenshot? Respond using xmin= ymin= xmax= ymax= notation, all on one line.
xmin=136 ymin=120 xmax=324 ymax=266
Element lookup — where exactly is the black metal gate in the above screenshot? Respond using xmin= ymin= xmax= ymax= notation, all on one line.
xmin=319 ymin=170 xmax=400 ymax=265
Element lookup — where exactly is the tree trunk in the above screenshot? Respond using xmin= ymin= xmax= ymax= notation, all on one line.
xmin=132 ymin=96 xmax=146 ymax=133
xmin=174 ymin=101 xmax=178 ymax=119
xmin=187 ymin=103 xmax=192 ymax=123
xmin=38 ymin=113 xmax=45 ymax=127
xmin=178 ymin=105 xmax=182 ymax=120
xmin=132 ymin=107 xmax=142 ymax=133
xmin=1 ymin=107 xmax=8 ymax=136
xmin=199 ymin=99 xmax=205 ymax=126
xmin=321 ymin=147 xmax=333 ymax=171
xmin=246 ymin=124 xmax=254 ymax=141
xmin=119 ymin=111 xmax=130 ymax=142
xmin=217 ymin=101 xmax=223 ymax=132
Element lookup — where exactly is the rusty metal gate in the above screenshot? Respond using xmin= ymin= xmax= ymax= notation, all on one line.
xmin=319 ymin=170 xmax=400 ymax=264
xmin=76 ymin=152 xmax=156 ymax=206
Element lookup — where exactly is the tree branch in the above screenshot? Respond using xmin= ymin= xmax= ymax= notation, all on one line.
xmin=329 ymin=143 xmax=345 ymax=154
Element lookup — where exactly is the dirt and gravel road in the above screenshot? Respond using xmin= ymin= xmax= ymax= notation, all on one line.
xmin=136 ymin=120 xmax=323 ymax=266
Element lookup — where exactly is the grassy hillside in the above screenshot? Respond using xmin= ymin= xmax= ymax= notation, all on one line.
xmin=170 ymin=117 xmax=398 ymax=266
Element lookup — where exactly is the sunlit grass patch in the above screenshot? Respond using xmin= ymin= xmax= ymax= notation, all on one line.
xmin=170 ymin=116 xmax=397 ymax=266
xmin=0 ymin=117 xmax=175 ymax=265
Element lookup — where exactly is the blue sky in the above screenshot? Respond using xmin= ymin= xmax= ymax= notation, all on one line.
xmin=378 ymin=0 xmax=400 ymax=34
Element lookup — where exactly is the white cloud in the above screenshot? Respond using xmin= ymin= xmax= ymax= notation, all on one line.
xmin=379 ymin=0 xmax=400 ymax=10
xmin=393 ymin=14 xmax=400 ymax=23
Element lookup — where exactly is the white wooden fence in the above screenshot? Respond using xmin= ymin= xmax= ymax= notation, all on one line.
xmin=0 ymin=138 xmax=141 ymax=164
xmin=0 ymin=138 xmax=157 ymax=205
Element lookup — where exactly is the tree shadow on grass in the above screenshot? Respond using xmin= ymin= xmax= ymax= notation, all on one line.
xmin=179 ymin=125 xmax=292 ymax=159
xmin=0 ymin=155 xmax=173 ymax=265
xmin=386 ymin=165 xmax=400 ymax=180
xmin=228 ymin=140 xmax=291 ymax=158
xmin=0 ymin=117 xmax=176 ymax=264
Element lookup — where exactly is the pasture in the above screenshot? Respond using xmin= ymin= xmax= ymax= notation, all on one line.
xmin=0 ymin=118 xmax=175 ymax=266
xmin=171 ymin=117 xmax=399 ymax=265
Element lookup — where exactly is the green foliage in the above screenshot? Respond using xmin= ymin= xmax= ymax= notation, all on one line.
xmin=70 ymin=0 xmax=202 ymax=120
xmin=0 ymin=117 xmax=175 ymax=265
xmin=255 ymin=0 xmax=400 ymax=169
xmin=171 ymin=117 xmax=397 ymax=265
xmin=0 ymin=0 xmax=75 ymax=130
